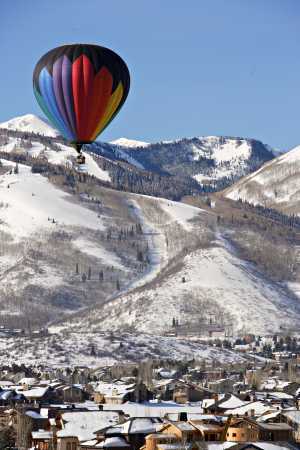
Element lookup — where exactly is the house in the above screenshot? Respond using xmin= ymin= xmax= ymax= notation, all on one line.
xmin=172 ymin=381 xmax=209 ymax=403
xmin=223 ymin=400 xmax=275 ymax=418
xmin=190 ymin=417 xmax=225 ymax=441
xmin=203 ymin=394 xmax=247 ymax=415
xmin=80 ymin=436 xmax=130 ymax=450
xmin=153 ymin=379 xmax=176 ymax=401
xmin=94 ymin=381 xmax=151 ymax=404
xmin=155 ymin=368 xmax=178 ymax=380
xmin=257 ymin=422 xmax=292 ymax=442
xmin=208 ymin=379 xmax=235 ymax=394
xmin=159 ymin=422 xmax=202 ymax=442
xmin=18 ymin=386 xmax=56 ymax=404
xmin=283 ymin=410 xmax=300 ymax=442
xmin=96 ymin=417 xmax=163 ymax=450
xmin=55 ymin=384 xmax=86 ymax=403
xmin=31 ymin=430 xmax=54 ymax=450
xmin=16 ymin=409 xmax=50 ymax=449
xmin=56 ymin=410 xmax=120 ymax=450
xmin=0 ymin=389 xmax=25 ymax=406
xmin=224 ymin=417 xmax=259 ymax=442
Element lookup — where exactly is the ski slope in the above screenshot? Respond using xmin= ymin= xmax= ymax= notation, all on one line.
xmin=90 ymin=238 xmax=300 ymax=335
xmin=0 ymin=160 xmax=104 ymax=239
xmin=73 ymin=194 xmax=300 ymax=336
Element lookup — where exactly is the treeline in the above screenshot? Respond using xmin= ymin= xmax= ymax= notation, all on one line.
xmin=237 ymin=199 xmax=300 ymax=229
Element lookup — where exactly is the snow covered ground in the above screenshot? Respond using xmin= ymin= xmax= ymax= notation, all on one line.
xmin=225 ymin=145 xmax=300 ymax=215
xmin=91 ymin=239 xmax=300 ymax=335
xmin=0 ymin=160 xmax=104 ymax=240
xmin=73 ymin=237 xmax=127 ymax=271
xmin=110 ymin=138 xmax=150 ymax=148
xmin=0 ymin=330 xmax=245 ymax=368
xmin=0 ymin=136 xmax=112 ymax=183
xmin=0 ymin=114 xmax=59 ymax=137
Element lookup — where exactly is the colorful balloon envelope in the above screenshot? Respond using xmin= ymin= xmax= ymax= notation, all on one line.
xmin=33 ymin=44 xmax=130 ymax=149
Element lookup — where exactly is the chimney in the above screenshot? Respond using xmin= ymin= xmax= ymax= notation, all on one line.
xmin=179 ymin=412 xmax=188 ymax=422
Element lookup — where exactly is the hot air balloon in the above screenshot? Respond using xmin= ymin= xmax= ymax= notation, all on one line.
xmin=33 ymin=44 xmax=130 ymax=166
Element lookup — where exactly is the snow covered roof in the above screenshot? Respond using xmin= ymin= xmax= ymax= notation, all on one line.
xmin=266 ymin=392 xmax=294 ymax=400
xmin=20 ymin=387 xmax=49 ymax=398
xmin=218 ymin=395 xmax=247 ymax=409
xmin=95 ymin=382 xmax=136 ymax=398
xmin=96 ymin=437 xmax=130 ymax=448
xmin=32 ymin=430 xmax=53 ymax=439
xmin=257 ymin=411 xmax=282 ymax=422
xmin=26 ymin=410 xmax=44 ymax=419
xmin=202 ymin=399 xmax=216 ymax=408
xmin=171 ymin=422 xmax=195 ymax=431
xmin=155 ymin=368 xmax=177 ymax=378
xmin=103 ymin=401 xmax=204 ymax=418
xmin=81 ymin=439 xmax=99 ymax=447
xmin=0 ymin=380 xmax=14 ymax=387
xmin=105 ymin=417 xmax=162 ymax=435
xmin=57 ymin=411 xmax=119 ymax=442
xmin=283 ymin=410 xmax=300 ymax=424
xmin=18 ymin=377 xmax=38 ymax=385
xmin=224 ymin=401 xmax=274 ymax=417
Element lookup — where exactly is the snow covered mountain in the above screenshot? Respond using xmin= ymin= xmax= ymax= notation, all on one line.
xmin=0 ymin=114 xmax=59 ymax=138
xmin=113 ymin=135 xmax=276 ymax=190
xmin=110 ymin=137 xmax=150 ymax=148
xmin=0 ymin=114 xmax=277 ymax=193
xmin=0 ymin=151 xmax=298 ymax=341
xmin=64 ymin=194 xmax=300 ymax=336
xmin=0 ymin=158 xmax=152 ymax=329
xmin=224 ymin=144 xmax=300 ymax=215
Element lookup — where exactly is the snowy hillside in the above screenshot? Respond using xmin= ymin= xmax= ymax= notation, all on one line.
xmin=0 ymin=113 xmax=298 ymax=339
xmin=0 ymin=160 xmax=104 ymax=239
xmin=0 ymin=119 xmax=111 ymax=183
xmin=0 ymin=159 xmax=153 ymax=327
xmin=0 ymin=330 xmax=246 ymax=368
xmin=0 ymin=114 xmax=59 ymax=137
xmin=119 ymin=136 xmax=275 ymax=189
xmin=65 ymin=194 xmax=300 ymax=336
xmin=225 ymin=144 xmax=300 ymax=215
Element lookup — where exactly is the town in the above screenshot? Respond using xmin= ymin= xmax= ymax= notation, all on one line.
xmin=0 ymin=333 xmax=300 ymax=450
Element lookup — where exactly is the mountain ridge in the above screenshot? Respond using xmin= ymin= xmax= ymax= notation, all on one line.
xmin=0 ymin=114 xmax=278 ymax=195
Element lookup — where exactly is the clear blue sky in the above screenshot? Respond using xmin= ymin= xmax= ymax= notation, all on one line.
xmin=1 ymin=0 xmax=300 ymax=149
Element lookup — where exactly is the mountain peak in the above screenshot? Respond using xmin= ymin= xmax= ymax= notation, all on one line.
xmin=0 ymin=114 xmax=59 ymax=138
xmin=109 ymin=137 xmax=150 ymax=148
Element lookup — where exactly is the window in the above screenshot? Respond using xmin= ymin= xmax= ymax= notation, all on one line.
xmin=232 ymin=433 xmax=236 ymax=437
